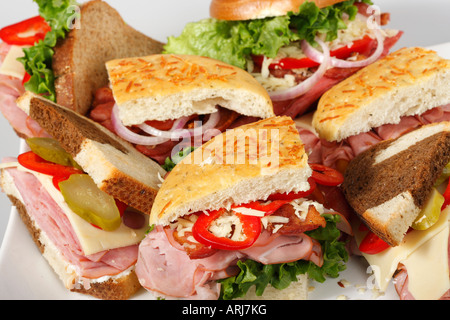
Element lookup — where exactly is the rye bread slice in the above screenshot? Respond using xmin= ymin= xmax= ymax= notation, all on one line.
xmin=53 ymin=0 xmax=164 ymax=115
xmin=16 ymin=91 xmax=166 ymax=215
xmin=342 ymin=122 xmax=450 ymax=246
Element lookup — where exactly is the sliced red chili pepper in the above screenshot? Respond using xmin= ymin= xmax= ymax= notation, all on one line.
xmin=310 ymin=163 xmax=344 ymax=186
xmin=22 ymin=72 xmax=31 ymax=86
xmin=268 ymin=177 xmax=317 ymax=201
xmin=192 ymin=208 xmax=261 ymax=250
xmin=441 ymin=180 xmax=450 ymax=210
xmin=0 ymin=16 xmax=51 ymax=46
xmin=359 ymin=230 xmax=390 ymax=255
xmin=18 ymin=151 xmax=83 ymax=178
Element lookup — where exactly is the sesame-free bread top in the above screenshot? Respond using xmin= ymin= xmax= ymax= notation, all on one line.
xmin=150 ymin=116 xmax=312 ymax=225
xmin=209 ymin=0 xmax=346 ymax=20
xmin=313 ymin=47 xmax=450 ymax=142
xmin=16 ymin=91 xmax=166 ymax=215
xmin=342 ymin=121 xmax=450 ymax=246
xmin=106 ymin=54 xmax=275 ymax=125
xmin=53 ymin=0 xmax=164 ymax=115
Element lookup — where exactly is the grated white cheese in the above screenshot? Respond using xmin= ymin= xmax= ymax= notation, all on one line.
xmin=290 ymin=198 xmax=325 ymax=221
xmin=232 ymin=206 xmax=266 ymax=217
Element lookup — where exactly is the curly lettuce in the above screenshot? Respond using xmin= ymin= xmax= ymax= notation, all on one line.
xmin=219 ymin=214 xmax=349 ymax=300
xmin=164 ymin=0 xmax=372 ymax=69
xmin=18 ymin=0 xmax=80 ymax=101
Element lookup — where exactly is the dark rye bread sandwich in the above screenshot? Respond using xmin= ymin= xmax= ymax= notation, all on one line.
xmin=0 ymin=91 xmax=166 ymax=299
xmin=52 ymin=0 xmax=165 ymax=115
xmin=16 ymin=91 xmax=166 ymax=215
xmin=342 ymin=121 xmax=450 ymax=246
xmin=0 ymin=0 xmax=164 ymax=141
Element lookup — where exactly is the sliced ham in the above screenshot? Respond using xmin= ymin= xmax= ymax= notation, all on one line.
xmin=5 ymin=166 xmax=138 ymax=282
xmin=299 ymin=104 xmax=450 ymax=170
xmin=0 ymin=42 xmax=49 ymax=138
xmin=136 ymin=224 xmax=321 ymax=299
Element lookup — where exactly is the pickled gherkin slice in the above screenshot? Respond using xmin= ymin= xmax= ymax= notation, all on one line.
xmin=26 ymin=137 xmax=82 ymax=170
xmin=412 ymin=188 xmax=444 ymax=230
xmin=59 ymin=174 xmax=121 ymax=231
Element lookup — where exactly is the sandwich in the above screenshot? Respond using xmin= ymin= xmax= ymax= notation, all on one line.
xmin=341 ymin=121 xmax=450 ymax=300
xmin=297 ymin=47 xmax=450 ymax=173
xmin=163 ymin=0 xmax=402 ymax=118
xmin=135 ymin=116 xmax=350 ymax=300
xmin=0 ymin=0 xmax=164 ymax=139
xmin=0 ymin=91 xmax=166 ymax=299
xmin=89 ymin=53 xmax=275 ymax=165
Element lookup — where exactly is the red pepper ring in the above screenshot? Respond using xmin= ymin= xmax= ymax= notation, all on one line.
xmin=358 ymin=230 xmax=390 ymax=255
xmin=309 ymin=163 xmax=344 ymax=186
xmin=18 ymin=151 xmax=84 ymax=178
xmin=0 ymin=16 xmax=51 ymax=46
xmin=192 ymin=208 xmax=262 ymax=250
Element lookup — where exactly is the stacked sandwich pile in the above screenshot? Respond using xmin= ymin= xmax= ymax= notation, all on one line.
xmin=0 ymin=0 xmax=447 ymax=301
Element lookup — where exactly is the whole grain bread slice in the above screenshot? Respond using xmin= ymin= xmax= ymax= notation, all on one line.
xmin=16 ymin=91 xmax=166 ymax=215
xmin=53 ymin=0 xmax=165 ymax=115
xmin=342 ymin=122 xmax=450 ymax=246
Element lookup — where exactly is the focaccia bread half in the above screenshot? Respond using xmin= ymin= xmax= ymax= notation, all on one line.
xmin=106 ymin=54 xmax=274 ymax=125
xmin=313 ymin=47 xmax=450 ymax=142
xmin=150 ymin=116 xmax=312 ymax=225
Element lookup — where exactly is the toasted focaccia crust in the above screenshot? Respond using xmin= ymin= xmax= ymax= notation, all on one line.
xmin=151 ymin=116 xmax=312 ymax=225
xmin=106 ymin=54 xmax=274 ymax=125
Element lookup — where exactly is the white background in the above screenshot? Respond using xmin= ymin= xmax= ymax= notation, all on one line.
xmin=0 ymin=0 xmax=449 ymax=299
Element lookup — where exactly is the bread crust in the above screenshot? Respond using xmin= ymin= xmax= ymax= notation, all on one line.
xmin=53 ymin=0 xmax=165 ymax=115
xmin=313 ymin=47 xmax=450 ymax=142
xmin=150 ymin=116 xmax=312 ymax=225
xmin=209 ymin=0 xmax=346 ymax=20
xmin=16 ymin=92 xmax=166 ymax=215
xmin=4 ymin=194 xmax=141 ymax=300
xmin=342 ymin=122 xmax=450 ymax=246
xmin=106 ymin=54 xmax=274 ymax=124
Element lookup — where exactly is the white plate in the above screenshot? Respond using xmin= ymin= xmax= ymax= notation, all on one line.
xmin=1 ymin=0 xmax=450 ymax=300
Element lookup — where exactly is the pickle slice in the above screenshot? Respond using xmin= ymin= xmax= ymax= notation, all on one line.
xmin=435 ymin=162 xmax=450 ymax=187
xmin=26 ymin=137 xmax=82 ymax=170
xmin=412 ymin=188 xmax=444 ymax=230
xmin=59 ymin=174 xmax=121 ymax=231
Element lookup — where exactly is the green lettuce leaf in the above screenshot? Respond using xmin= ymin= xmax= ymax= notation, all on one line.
xmin=18 ymin=0 xmax=80 ymax=101
xmin=164 ymin=0 xmax=372 ymax=69
xmin=218 ymin=214 xmax=349 ymax=300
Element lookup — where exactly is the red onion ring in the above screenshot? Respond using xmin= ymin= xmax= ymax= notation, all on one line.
xmin=111 ymin=103 xmax=171 ymax=145
xmin=269 ymin=37 xmax=330 ymax=102
xmin=138 ymin=108 xmax=221 ymax=139
xmin=302 ymin=14 xmax=385 ymax=69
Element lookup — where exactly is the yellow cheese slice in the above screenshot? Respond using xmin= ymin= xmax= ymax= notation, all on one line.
xmin=0 ymin=45 xmax=27 ymax=79
xmin=401 ymin=225 xmax=450 ymax=300
xmin=355 ymin=207 xmax=450 ymax=294
xmin=9 ymin=163 xmax=148 ymax=255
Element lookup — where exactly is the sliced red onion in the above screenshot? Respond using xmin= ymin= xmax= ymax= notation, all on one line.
xmin=269 ymin=37 xmax=330 ymax=102
xmin=138 ymin=108 xmax=221 ymax=139
xmin=302 ymin=29 xmax=384 ymax=69
xmin=111 ymin=103 xmax=170 ymax=145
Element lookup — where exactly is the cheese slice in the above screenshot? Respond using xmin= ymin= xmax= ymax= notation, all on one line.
xmin=0 ymin=45 xmax=27 ymax=79
xmin=401 ymin=225 xmax=450 ymax=300
xmin=5 ymin=163 xmax=148 ymax=255
xmin=355 ymin=207 xmax=450 ymax=294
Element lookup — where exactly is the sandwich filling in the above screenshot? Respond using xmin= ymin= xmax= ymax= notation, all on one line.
xmin=136 ymin=165 xmax=351 ymax=300
xmin=164 ymin=1 xmax=402 ymax=118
